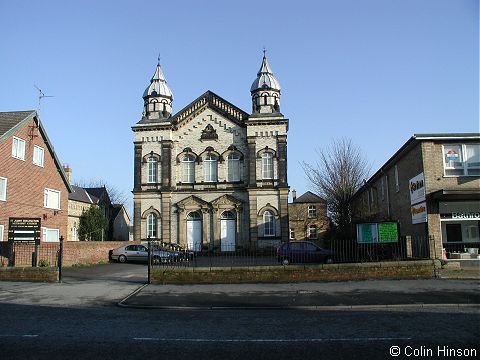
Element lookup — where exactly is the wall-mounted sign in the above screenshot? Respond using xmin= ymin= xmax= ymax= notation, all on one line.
xmin=356 ymin=222 xmax=399 ymax=243
xmin=441 ymin=212 xmax=480 ymax=220
xmin=8 ymin=218 xmax=41 ymax=244
xmin=411 ymin=202 xmax=427 ymax=224
xmin=445 ymin=149 xmax=459 ymax=162
xmin=409 ymin=172 xmax=425 ymax=205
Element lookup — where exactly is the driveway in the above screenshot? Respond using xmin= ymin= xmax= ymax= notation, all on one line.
xmin=62 ymin=262 xmax=147 ymax=283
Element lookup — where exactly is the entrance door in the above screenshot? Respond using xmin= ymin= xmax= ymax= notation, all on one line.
xmin=446 ymin=223 xmax=462 ymax=242
xmin=187 ymin=212 xmax=202 ymax=251
xmin=221 ymin=211 xmax=236 ymax=252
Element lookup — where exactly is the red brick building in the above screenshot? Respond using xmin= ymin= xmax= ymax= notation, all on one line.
xmin=0 ymin=111 xmax=71 ymax=242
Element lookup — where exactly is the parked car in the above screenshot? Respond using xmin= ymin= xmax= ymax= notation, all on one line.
xmin=110 ymin=244 xmax=171 ymax=264
xmin=277 ymin=241 xmax=333 ymax=265
xmin=165 ymin=243 xmax=195 ymax=261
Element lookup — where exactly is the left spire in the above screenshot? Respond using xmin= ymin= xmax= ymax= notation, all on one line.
xmin=142 ymin=58 xmax=173 ymax=121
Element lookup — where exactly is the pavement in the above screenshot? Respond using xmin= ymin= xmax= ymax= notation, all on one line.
xmin=119 ymin=279 xmax=480 ymax=309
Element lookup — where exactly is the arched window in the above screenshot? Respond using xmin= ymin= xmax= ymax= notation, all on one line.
xmin=204 ymin=154 xmax=218 ymax=182
xmin=263 ymin=210 xmax=275 ymax=237
xmin=221 ymin=210 xmax=236 ymax=220
xmin=182 ymin=154 xmax=195 ymax=183
xmin=262 ymin=152 xmax=274 ymax=179
xmin=147 ymin=213 xmax=158 ymax=238
xmin=227 ymin=153 xmax=240 ymax=181
xmin=148 ymin=157 xmax=157 ymax=183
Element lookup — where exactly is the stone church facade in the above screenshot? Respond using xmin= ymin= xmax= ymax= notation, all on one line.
xmin=132 ymin=55 xmax=289 ymax=251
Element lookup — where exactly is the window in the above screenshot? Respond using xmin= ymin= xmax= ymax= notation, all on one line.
xmin=147 ymin=157 xmax=157 ymax=183
xmin=0 ymin=225 xmax=4 ymax=241
xmin=262 ymin=152 xmax=274 ymax=179
xmin=44 ymin=188 xmax=61 ymax=209
xmin=289 ymin=228 xmax=295 ymax=240
xmin=263 ymin=211 xmax=275 ymax=237
xmin=12 ymin=137 xmax=26 ymax=160
xmin=308 ymin=225 xmax=318 ymax=239
xmin=42 ymin=227 xmax=59 ymax=242
xmin=227 ymin=153 xmax=241 ymax=182
xmin=394 ymin=165 xmax=399 ymax=192
xmin=33 ymin=145 xmax=44 ymax=167
xmin=72 ymin=224 xmax=78 ymax=241
xmin=204 ymin=154 xmax=218 ymax=182
xmin=182 ymin=155 xmax=195 ymax=183
xmin=443 ymin=144 xmax=480 ymax=176
xmin=0 ymin=177 xmax=6 ymax=201
xmin=147 ymin=213 xmax=157 ymax=238
xmin=308 ymin=205 xmax=316 ymax=218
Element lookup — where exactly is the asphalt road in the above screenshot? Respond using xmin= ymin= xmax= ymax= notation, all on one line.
xmin=0 ymin=304 xmax=478 ymax=360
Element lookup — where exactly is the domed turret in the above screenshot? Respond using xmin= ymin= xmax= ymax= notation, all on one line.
xmin=142 ymin=60 xmax=173 ymax=121
xmin=250 ymin=52 xmax=281 ymax=115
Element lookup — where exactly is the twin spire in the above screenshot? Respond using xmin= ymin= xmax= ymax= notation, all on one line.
xmin=142 ymin=52 xmax=281 ymax=122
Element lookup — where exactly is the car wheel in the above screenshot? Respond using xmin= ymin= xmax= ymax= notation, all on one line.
xmin=324 ymin=257 xmax=333 ymax=264
xmin=118 ymin=255 xmax=127 ymax=263
xmin=281 ymin=258 xmax=289 ymax=266
xmin=152 ymin=256 xmax=160 ymax=265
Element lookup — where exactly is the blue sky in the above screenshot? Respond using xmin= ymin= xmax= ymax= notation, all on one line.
xmin=1 ymin=0 xmax=478 ymax=215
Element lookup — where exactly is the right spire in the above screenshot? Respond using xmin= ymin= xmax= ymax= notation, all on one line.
xmin=250 ymin=51 xmax=281 ymax=115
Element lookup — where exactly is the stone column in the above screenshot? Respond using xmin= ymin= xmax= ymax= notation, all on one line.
xmin=133 ymin=198 xmax=142 ymax=241
xmin=276 ymin=135 xmax=288 ymax=186
xmin=202 ymin=208 xmax=210 ymax=251
xmin=247 ymin=137 xmax=257 ymax=186
xmin=161 ymin=140 xmax=173 ymax=189
xmin=279 ymin=188 xmax=290 ymax=243
xmin=247 ymin=189 xmax=258 ymax=250
xmin=133 ymin=142 xmax=142 ymax=191
xmin=161 ymin=193 xmax=171 ymax=243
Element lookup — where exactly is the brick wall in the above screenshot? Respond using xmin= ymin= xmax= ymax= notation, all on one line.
xmin=62 ymin=241 xmax=139 ymax=266
xmin=0 ymin=116 xmax=69 ymax=242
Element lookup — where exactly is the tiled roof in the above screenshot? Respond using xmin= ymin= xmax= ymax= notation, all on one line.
xmin=293 ymin=191 xmax=325 ymax=204
xmin=69 ymin=185 xmax=99 ymax=204
xmin=0 ymin=111 xmax=35 ymax=139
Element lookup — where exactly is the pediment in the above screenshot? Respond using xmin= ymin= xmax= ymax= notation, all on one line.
xmin=176 ymin=195 xmax=210 ymax=209
xmin=172 ymin=91 xmax=249 ymax=129
xmin=211 ymin=194 xmax=243 ymax=207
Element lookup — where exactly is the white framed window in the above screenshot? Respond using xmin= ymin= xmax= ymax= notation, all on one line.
xmin=33 ymin=145 xmax=44 ymax=167
xmin=0 ymin=177 xmax=6 ymax=201
xmin=263 ymin=211 xmax=275 ymax=237
xmin=289 ymin=228 xmax=295 ymax=240
xmin=262 ymin=152 xmax=274 ymax=179
xmin=72 ymin=224 xmax=78 ymax=241
xmin=204 ymin=154 xmax=218 ymax=182
xmin=0 ymin=225 xmax=4 ymax=241
xmin=443 ymin=144 xmax=480 ymax=176
xmin=42 ymin=227 xmax=59 ymax=242
xmin=308 ymin=205 xmax=316 ymax=218
xmin=182 ymin=155 xmax=195 ymax=183
xmin=12 ymin=137 xmax=26 ymax=160
xmin=308 ymin=225 xmax=318 ymax=239
xmin=227 ymin=153 xmax=241 ymax=182
xmin=394 ymin=165 xmax=399 ymax=192
xmin=147 ymin=213 xmax=158 ymax=238
xmin=44 ymin=188 xmax=61 ymax=209
xmin=147 ymin=157 xmax=157 ymax=183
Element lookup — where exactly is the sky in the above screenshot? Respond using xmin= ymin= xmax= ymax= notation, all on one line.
xmin=0 ymin=0 xmax=478 ymax=216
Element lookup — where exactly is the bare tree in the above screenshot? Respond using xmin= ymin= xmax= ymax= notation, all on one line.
xmin=302 ymin=138 xmax=370 ymax=237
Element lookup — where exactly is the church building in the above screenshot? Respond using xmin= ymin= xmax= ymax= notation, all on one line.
xmin=132 ymin=54 xmax=289 ymax=251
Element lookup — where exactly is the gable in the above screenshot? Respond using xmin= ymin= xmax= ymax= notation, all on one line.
xmin=172 ymin=90 xmax=249 ymax=128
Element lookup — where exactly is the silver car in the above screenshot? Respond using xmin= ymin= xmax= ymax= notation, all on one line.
xmin=110 ymin=244 xmax=170 ymax=264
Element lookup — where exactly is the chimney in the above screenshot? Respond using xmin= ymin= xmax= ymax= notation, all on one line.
xmin=292 ymin=189 xmax=297 ymax=201
xmin=63 ymin=165 xmax=72 ymax=185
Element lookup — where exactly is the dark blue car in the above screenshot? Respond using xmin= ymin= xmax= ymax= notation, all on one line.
xmin=277 ymin=241 xmax=333 ymax=265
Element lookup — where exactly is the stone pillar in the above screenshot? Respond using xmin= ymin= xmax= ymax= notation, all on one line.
xmin=279 ymin=188 xmax=290 ymax=243
xmin=248 ymin=189 xmax=258 ymax=250
xmin=202 ymin=208 xmax=210 ymax=250
xmin=133 ymin=142 xmax=142 ymax=191
xmin=247 ymin=137 xmax=257 ymax=186
xmin=161 ymin=140 xmax=173 ymax=189
xmin=133 ymin=198 xmax=142 ymax=241
xmin=277 ymin=135 xmax=287 ymax=186
xmin=161 ymin=193 xmax=171 ymax=243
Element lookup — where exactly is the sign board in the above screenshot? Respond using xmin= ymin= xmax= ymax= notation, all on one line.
xmin=411 ymin=202 xmax=427 ymax=224
xmin=409 ymin=172 xmax=425 ymax=205
xmin=357 ymin=222 xmax=399 ymax=243
xmin=8 ymin=218 xmax=41 ymax=244
xmin=441 ymin=212 xmax=480 ymax=221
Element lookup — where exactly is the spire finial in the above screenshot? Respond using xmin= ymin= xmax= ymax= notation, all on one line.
xmin=263 ymin=47 xmax=266 ymax=58
xmin=157 ymin=53 xmax=161 ymax=65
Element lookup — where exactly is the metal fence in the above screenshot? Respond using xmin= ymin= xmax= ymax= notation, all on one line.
xmin=149 ymin=236 xmax=432 ymax=269
xmin=0 ymin=242 xmax=60 ymax=267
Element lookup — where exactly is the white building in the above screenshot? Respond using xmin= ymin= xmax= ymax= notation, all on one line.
xmin=132 ymin=55 xmax=290 ymax=251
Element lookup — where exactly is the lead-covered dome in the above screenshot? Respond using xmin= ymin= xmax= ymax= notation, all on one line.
xmin=143 ymin=63 xmax=173 ymax=100
xmin=250 ymin=55 xmax=281 ymax=92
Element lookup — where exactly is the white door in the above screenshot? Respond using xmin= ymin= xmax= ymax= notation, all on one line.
xmin=221 ymin=219 xmax=236 ymax=252
xmin=187 ymin=220 xmax=202 ymax=252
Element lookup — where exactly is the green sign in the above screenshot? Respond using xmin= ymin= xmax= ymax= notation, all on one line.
xmin=378 ymin=223 xmax=398 ymax=243
xmin=357 ymin=222 xmax=398 ymax=243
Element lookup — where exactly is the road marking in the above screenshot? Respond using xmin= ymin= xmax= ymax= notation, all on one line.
xmin=0 ymin=334 xmax=39 ymax=338
xmin=133 ymin=337 xmax=412 ymax=343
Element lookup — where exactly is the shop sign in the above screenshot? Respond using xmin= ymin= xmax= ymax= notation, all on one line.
xmin=409 ymin=172 xmax=425 ymax=205
xmin=441 ymin=212 xmax=480 ymax=220
xmin=411 ymin=202 xmax=427 ymax=224
xmin=445 ymin=149 xmax=459 ymax=161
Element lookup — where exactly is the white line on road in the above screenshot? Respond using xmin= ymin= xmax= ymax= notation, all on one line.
xmin=0 ymin=334 xmax=39 ymax=338
xmin=133 ymin=337 xmax=412 ymax=343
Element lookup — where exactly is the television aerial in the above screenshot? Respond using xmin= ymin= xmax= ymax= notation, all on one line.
xmin=34 ymin=85 xmax=54 ymax=113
